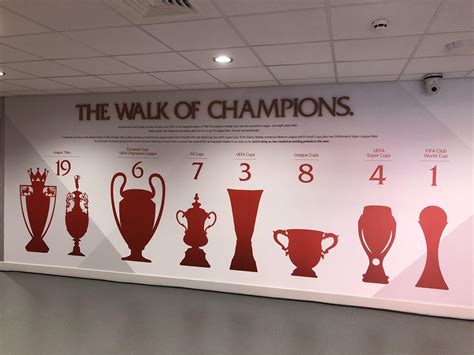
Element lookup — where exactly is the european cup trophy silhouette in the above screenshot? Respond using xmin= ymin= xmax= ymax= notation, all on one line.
xmin=273 ymin=229 xmax=339 ymax=278
xmin=228 ymin=189 xmax=263 ymax=272
xmin=358 ymin=205 xmax=396 ymax=284
xmin=111 ymin=170 xmax=165 ymax=263
xmin=416 ymin=206 xmax=449 ymax=290
xmin=65 ymin=175 xmax=89 ymax=256
xmin=20 ymin=168 xmax=57 ymax=253
xmin=176 ymin=193 xmax=217 ymax=268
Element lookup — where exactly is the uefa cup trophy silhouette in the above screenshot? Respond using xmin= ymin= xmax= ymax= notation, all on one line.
xmin=416 ymin=206 xmax=449 ymax=290
xmin=65 ymin=175 xmax=89 ymax=256
xmin=111 ymin=171 xmax=165 ymax=263
xmin=228 ymin=189 xmax=263 ymax=272
xmin=273 ymin=229 xmax=339 ymax=278
xmin=358 ymin=205 xmax=396 ymax=284
xmin=20 ymin=168 xmax=57 ymax=253
xmin=176 ymin=193 xmax=217 ymax=268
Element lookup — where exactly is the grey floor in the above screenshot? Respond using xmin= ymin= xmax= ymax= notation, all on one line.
xmin=0 ymin=272 xmax=472 ymax=355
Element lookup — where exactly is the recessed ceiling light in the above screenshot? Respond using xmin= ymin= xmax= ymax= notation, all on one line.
xmin=213 ymin=55 xmax=233 ymax=64
xmin=371 ymin=18 xmax=389 ymax=31
xmin=445 ymin=39 xmax=474 ymax=55
xmin=0 ymin=71 xmax=6 ymax=76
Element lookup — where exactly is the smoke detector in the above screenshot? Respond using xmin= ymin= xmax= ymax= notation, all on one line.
xmin=371 ymin=18 xmax=389 ymax=31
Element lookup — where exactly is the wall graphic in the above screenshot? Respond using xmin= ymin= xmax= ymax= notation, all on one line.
xmin=4 ymin=79 xmax=473 ymax=313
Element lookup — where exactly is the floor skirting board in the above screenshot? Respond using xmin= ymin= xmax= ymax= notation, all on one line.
xmin=0 ymin=261 xmax=471 ymax=320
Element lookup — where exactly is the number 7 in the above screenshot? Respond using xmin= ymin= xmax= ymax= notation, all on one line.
xmin=192 ymin=162 xmax=204 ymax=180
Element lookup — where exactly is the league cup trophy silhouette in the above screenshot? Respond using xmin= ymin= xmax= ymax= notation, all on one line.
xmin=176 ymin=193 xmax=217 ymax=268
xmin=416 ymin=206 xmax=449 ymax=290
xmin=65 ymin=175 xmax=89 ymax=256
xmin=111 ymin=171 xmax=165 ymax=263
xmin=358 ymin=205 xmax=396 ymax=284
xmin=227 ymin=189 xmax=263 ymax=272
xmin=273 ymin=229 xmax=339 ymax=278
xmin=20 ymin=168 xmax=57 ymax=253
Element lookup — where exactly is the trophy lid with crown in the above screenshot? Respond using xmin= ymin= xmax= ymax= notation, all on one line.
xmin=28 ymin=168 xmax=48 ymax=191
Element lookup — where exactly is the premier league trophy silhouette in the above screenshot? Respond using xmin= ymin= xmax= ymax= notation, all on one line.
xmin=20 ymin=168 xmax=57 ymax=253
xmin=65 ymin=175 xmax=89 ymax=256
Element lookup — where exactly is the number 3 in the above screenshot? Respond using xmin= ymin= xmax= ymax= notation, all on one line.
xmin=240 ymin=163 xmax=251 ymax=181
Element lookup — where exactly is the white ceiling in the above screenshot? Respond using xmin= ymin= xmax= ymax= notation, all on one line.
xmin=0 ymin=0 xmax=472 ymax=96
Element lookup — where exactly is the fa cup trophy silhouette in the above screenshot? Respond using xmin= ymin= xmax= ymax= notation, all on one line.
xmin=111 ymin=169 xmax=165 ymax=263
xmin=65 ymin=175 xmax=89 ymax=256
xmin=20 ymin=168 xmax=57 ymax=253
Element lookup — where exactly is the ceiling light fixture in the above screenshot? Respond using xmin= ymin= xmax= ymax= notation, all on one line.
xmin=445 ymin=39 xmax=474 ymax=55
xmin=0 ymin=71 xmax=6 ymax=76
xmin=371 ymin=18 xmax=389 ymax=31
xmin=213 ymin=55 xmax=233 ymax=64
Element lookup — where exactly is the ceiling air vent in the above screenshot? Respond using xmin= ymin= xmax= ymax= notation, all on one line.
xmin=105 ymin=0 xmax=204 ymax=23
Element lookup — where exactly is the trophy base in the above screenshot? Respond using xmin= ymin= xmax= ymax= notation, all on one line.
xmin=362 ymin=261 xmax=389 ymax=284
xmin=292 ymin=267 xmax=317 ymax=278
xmin=25 ymin=238 xmax=49 ymax=253
xmin=229 ymin=242 xmax=258 ymax=272
xmin=122 ymin=250 xmax=151 ymax=263
xmin=68 ymin=250 xmax=85 ymax=257
xmin=416 ymin=273 xmax=449 ymax=290
xmin=180 ymin=248 xmax=210 ymax=268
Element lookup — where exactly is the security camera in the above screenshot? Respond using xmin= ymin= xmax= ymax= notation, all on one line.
xmin=423 ymin=73 xmax=443 ymax=95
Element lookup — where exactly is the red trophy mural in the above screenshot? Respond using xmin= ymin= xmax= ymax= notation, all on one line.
xmin=111 ymin=170 xmax=165 ymax=263
xmin=20 ymin=168 xmax=57 ymax=253
xmin=273 ymin=229 xmax=339 ymax=278
xmin=358 ymin=205 xmax=396 ymax=284
xmin=65 ymin=175 xmax=89 ymax=256
xmin=227 ymin=189 xmax=263 ymax=272
xmin=176 ymin=193 xmax=217 ymax=268
xmin=416 ymin=206 xmax=449 ymax=290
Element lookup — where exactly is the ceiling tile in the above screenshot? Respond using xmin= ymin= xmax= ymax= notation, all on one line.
xmin=269 ymin=63 xmax=335 ymax=80
xmin=2 ymin=0 xmax=130 ymax=31
xmin=114 ymin=53 xmax=197 ymax=72
xmin=45 ymin=88 xmax=89 ymax=94
xmin=151 ymin=70 xmax=218 ymax=85
xmin=0 ymin=7 xmax=50 ymax=36
xmin=335 ymin=36 xmax=419 ymax=61
xmin=253 ymin=42 xmax=332 ymax=65
xmin=5 ymin=78 xmax=73 ymax=90
xmin=86 ymin=87 xmax=133 ymax=93
xmin=0 ymin=81 xmax=31 ymax=91
xmin=178 ymin=83 xmax=227 ymax=89
xmin=227 ymin=80 xmax=279 ymax=87
xmin=1 ymin=90 xmax=46 ymax=96
xmin=429 ymin=0 xmax=473 ymax=33
xmin=180 ymin=47 xmax=261 ymax=69
xmin=339 ymin=75 xmax=398 ymax=82
xmin=64 ymin=27 xmax=169 ymax=55
xmin=279 ymin=78 xmax=335 ymax=85
xmin=230 ymin=9 xmax=329 ymax=45
xmin=214 ymin=0 xmax=324 ymax=16
xmin=404 ymin=56 xmax=474 ymax=74
xmin=207 ymin=67 xmax=273 ymax=82
xmin=337 ymin=59 xmax=406 ymax=76
xmin=400 ymin=72 xmax=469 ymax=80
xmin=56 ymin=57 xmax=140 ymax=75
xmin=0 ymin=43 xmax=40 ymax=63
xmin=4 ymin=60 xmax=84 ymax=77
xmin=98 ymin=73 xmax=165 ymax=86
xmin=0 ymin=67 xmax=33 ymax=79
xmin=52 ymin=76 xmax=118 ymax=89
xmin=331 ymin=1 xmax=440 ymax=39
xmin=143 ymin=19 xmax=245 ymax=50
xmin=129 ymin=85 xmax=176 ymax=91
xmin=0 ymin=33 xmax=102 ymax=59
xmin=415 ymin=32 xmax=474 ymax=57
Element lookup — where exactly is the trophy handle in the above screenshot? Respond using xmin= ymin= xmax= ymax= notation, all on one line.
xmin=176 ymin=210 xmax=187 ymax=231
xmin=149 ymin=173 xmax=166 ymax=236
xmin=41 ymin=186 xmax=57 ymax=239
xmin=111 ymin=172 xmax=127 ymax=236
xmin=381 ymin=217 xmax=397 ymax=257
xmin=358 ymin=216 xmax=372 ymax=256
xmin=273 ymin=229 xmax=289 ymax=255
xmin=322 ymin=233 xmax=339 ymax=258
xmin=205 ymin=211 xmax=217 ymax=232
xmin=19 ymin=185 xmax=35 ymax=239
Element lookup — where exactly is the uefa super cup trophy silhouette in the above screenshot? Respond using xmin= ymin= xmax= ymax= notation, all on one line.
xmin=176 ymin=193 xmax=217 ymax=268
xmin=358 ymin=205 xmax=396 ymax=284
xmin=416 ymin=206 xmax=449 ymax=290
xmin=111 ymin=170 xmax=165 ymax=263
xmin=273 ymin=229 xmax=339 ymax=278
xmin=227 ymin=189 xmax=263 ymax=272
xmin=20 ymin=168 xmax=57 ymax=253
xmin=65 ymin=175 xmax=89 ymax=256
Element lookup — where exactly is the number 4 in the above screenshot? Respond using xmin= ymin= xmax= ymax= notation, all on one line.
xmin=369 ymin=165 xmax=386 ymax=185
